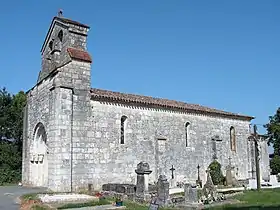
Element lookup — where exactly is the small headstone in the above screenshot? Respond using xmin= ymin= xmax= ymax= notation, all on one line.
xmin=270 ymin=175 xmax=278 ymax=185
xmin=149 ymin=203 xmax=159 ymax=210
xmin=184 ymin=183 xmax=198 ymax=204
xmin=156 ymin=175 xmax=170 ymax=207
xmin=225 ymin=165 xmax=233 ymax=186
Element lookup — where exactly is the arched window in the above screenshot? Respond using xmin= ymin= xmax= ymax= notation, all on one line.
xmin=120 ymin=116 xmax=127 ymax=144
xmin=33 ymin=122 xmax=47 ymax=155
xmin=230 ymin=126 xmax=236 ymax=152
xmin=58 ymin=30 xmax=63 ymax=42
xmin=185 ymin=122 xmax=190 ymax=147
xmin=48 ymin=40 xmax=53 ymax=51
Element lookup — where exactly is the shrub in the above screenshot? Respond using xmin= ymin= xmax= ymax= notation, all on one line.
xmin=208 ymin=160 xmax=225 ymax=185
xmin=270 ymin=155 xmax=280 ymax=175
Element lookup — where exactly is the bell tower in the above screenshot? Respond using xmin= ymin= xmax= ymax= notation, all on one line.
xmin=38 ymin=10 xmax=91 ymax=82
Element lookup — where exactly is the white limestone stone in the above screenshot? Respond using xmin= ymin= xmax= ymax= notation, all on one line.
xmin=39 ymin=193 xmax=97 ymax=203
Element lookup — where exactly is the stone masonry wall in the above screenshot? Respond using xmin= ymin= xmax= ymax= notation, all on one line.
xmin=86 ymin=100 xmax=251 ymax=190
xmin=22 ymin=75 xmax=54 ymax=185
xmin=51 ymin=60 xmax=92 ymax=192
xmin=40 ymin=18 xmax=89 ymax=82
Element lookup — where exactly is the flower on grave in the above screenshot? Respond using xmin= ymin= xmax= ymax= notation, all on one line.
xmin=95 ymin=192 xmax=103 ymax=197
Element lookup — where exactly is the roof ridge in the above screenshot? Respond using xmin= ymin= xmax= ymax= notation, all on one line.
xmin=90 ymin=88 xmax=254 ymax=120
xmin=55 ymin=16 xmax=90 ymax=28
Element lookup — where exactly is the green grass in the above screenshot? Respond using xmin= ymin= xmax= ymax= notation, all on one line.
xmin=57 ymin=199 xmax=111 ymax=209
xmin=206 ymin=188 xmax=280 ymax=209
xmin=31 ymin=205 xmax=49 ymax=210
xmin=21 ymin=192 xmax=41 ymax=201
xmin=234 ymin=188 xmax=280 ymax=205
xmin=124 ymin=200 xmax=179 ymax=210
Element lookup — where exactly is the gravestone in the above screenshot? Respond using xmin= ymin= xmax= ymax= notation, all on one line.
xmin=225 ymin=157 xmax=238 ymax=187
xmin=156 ymin=175 xmax=170 ymax=207
xmin=184 ymin=183 xmax=198 ymax=204
xmin=149 ymin=203 xmax=159 ymax=210
xmin=225 ymin=165 xmax=233 ymax=186
xmin=135 ymin=161 xmax=152 ymax=202
xmin=202 ymin=169 xmax=217 ymax=202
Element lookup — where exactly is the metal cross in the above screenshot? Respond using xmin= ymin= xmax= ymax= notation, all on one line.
xmin=170 ymin=165 xmax=175 ymax=179
xmin=197 ymin=164 xmax=201 ymax=180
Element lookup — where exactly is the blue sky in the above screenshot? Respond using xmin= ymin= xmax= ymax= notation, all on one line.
xmin=0 ymin=1 xmax=279 ymax=141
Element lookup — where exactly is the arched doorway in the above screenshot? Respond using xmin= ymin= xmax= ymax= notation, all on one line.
xmin=30 ymin=123 xmax=48 ymax=187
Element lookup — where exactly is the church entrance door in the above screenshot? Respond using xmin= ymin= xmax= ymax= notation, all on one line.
xmin=30 ymin=123 xmax=48 ymax=187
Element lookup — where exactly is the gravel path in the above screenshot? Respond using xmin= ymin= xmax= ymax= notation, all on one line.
xmin=0 ymin=185 xmax=46 ymax=210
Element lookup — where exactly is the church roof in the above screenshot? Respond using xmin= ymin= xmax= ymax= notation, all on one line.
xmin=54 ymin=16 xmax=90 ymax=29
xmin=67 ymin=48 xmax=92 ymax=63
xmin=90 ymin=88 xmax=254 ymax=121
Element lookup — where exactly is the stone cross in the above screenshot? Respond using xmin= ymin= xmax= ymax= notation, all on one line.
xmin=135 ymin=161 xmax=152 ymax=202
xmin=58 ymin=9 xmax=63 ymax=17
xmin=196 ymin=164 xmax=202 ymax=188
xmin=197 ymin=164 xmax=200 ymax=180
xmin=156 ymin=175 xmax=170 ymax=207
xmin=170 ymin=165 xmax=175 ymax=179
xmin=212 ymin=135 xmax=222 ymax=160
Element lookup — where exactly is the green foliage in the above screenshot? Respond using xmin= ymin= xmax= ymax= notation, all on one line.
xmin=208 ymin=160 xmax=225 ymax=185
xmin=0 ymin=87 xmax=26 ymax=185
xmin=21 ymin=193 xmax=40 ymax=201
xmin=270 ymin=155 xmax=280 ymax=175
xmin=264 ymin=107 xmax=280 ymax=155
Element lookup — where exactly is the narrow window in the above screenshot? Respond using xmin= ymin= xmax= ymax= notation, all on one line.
xmin=58 ymin=30 xmax=63 ymax=42
xmin=230 ymin=126 xmax=236 ymax=152
xmin=185 ymin=122 xmax=190 ymax=147
xmin=120 ymin=116 xmax=127 ymax=144
xmin=158 ymin=138 xmax=167 ymax=152
xmin=48 ymin=40 xmax=53 ymax=51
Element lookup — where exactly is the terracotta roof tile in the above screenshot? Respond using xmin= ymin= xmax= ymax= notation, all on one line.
xmin=90 ymin=88 xmax=254 ymax=120
xmin=67 ymin=48 xmax=92 ymax=63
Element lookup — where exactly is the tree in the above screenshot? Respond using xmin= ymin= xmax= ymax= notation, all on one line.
xmin=0 ymin=87 xmax=26 ymax=184
xmin=208 ymin=160 xmax=225 ymax=185
xmin=270 ymin=155 xmax=280 ymax=175
xmin=264 ymin=107 xmax=280 ymax=155
xmin=0 ymin=88 xmax=13 ymax=140
xmin=264 ymin=107 xmax=280 ymax=174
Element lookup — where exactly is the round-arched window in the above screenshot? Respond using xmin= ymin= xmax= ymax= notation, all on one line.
xmin=33 ymin=123 xmax=47 ymax=155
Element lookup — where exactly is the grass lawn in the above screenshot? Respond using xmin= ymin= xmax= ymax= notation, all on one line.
xmin=22 ymin=188 xmax=280 ymax=210
xmin=207 ymin=188 xmax=280 ymax=209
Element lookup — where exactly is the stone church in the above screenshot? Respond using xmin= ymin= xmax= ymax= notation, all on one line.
xmin=22 ymin=13 xmax=270 ymax=192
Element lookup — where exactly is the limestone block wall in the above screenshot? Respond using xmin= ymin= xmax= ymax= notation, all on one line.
xmin=85 ymin=100 xmax=251 ymax=189
xmin=23 ymin=59 xmax=92 ymax=192
xmin=22 ymin=75 xmax=53 ymax=185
